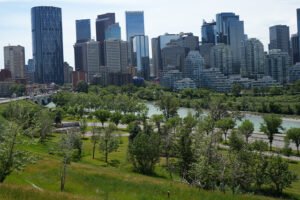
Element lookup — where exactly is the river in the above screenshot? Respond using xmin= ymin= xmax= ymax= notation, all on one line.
xmin=146 ymin=102 xmax=300 ymax=132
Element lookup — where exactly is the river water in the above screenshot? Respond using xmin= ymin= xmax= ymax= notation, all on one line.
xmin=146 ymin=102 xmax=300 ymax=132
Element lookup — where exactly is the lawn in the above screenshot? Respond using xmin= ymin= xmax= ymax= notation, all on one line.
xmin=2 ymin=133 xmax=287 ymax=200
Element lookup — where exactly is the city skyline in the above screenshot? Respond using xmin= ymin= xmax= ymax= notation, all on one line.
xmin=0 ymin=0 xmax=300 ymax=68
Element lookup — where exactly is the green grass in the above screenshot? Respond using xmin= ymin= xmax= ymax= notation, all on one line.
xmin=2 ymin=134 xmax=288 ymax=200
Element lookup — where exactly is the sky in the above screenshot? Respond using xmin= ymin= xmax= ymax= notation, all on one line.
xmin=0 ymin=0 xmax=300 ymax=68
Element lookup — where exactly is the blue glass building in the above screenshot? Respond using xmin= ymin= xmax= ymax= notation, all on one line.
xmin=105 ymin=23 xmax=121 ymax=40
xmin=125 ymin=11 xmax=145 ymax=41
xmin=132 ymin=35 xmax=150 ymax=80
xmin=297 ymin=9 xmax=300 ymax=60
xmin=31 ymin=6 xmax=64 ymax=84
xmin=201 ymin=21 xmax=216 ymax=44
xmin=76 ymin=19 xmax=91 ymax=43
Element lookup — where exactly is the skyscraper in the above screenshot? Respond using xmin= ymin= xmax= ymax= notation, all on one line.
xmin=125 ymin=11 xmax=145 ymax=41
xmin=201 ymin=20 xmax=216 ymax=44
xmin=216 ymin=12 xmax=245 ymax=74
xmin=96 ymin=13 xmax=115 ymax=43
xmin=4 ymin=45 xmax=25 ymax=80
xmin=291 ymin=34 xmax=299 ymax=65
xmin=297 ymin=9 xmax=300 ymax=59
xmin=31 ymin=6 xmax=64 ymax=84
xmin=265 ymin=49 xmax=289 ymax=85
xmin=76 ymin=19 xmax=91 ymax=43
xmin=240 ymin=38 xmax=265 ymax=79
xmin=151 ymin=34 xmax=180 ymax=77
xmin=86 ymin=40 xmax=100 ymax=82
xmin=132 ymin=35 xmax=150 ymax=80
xmin=96 ymin=13 xmax=115 ymax=66
xmin=210 ymin=44 xmax=233 ymax=76
xmin=183 ymin=51 xmax=204 ymax=86
xmin=216 ymin=12 xmax=239 ymax=44
xmin=104 ymin=40 xmax=128 ymax=73
xmin=269 ymin=25 xmax=290 ymax=54
xmin=105 ymin=23 xmax=121 ymax=40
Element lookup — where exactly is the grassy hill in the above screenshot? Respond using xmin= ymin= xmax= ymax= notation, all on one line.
xmin=1 ymin=133 xmax=297 ymax=200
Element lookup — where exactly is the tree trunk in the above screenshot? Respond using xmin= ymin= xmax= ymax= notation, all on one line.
xmin=60 ymin=159 xmax=67 ymax=192
xmin=105 ymin=140 xmax=108 ymax=163
xmin=269 ymin=141 xmax=273 ymax=151
xmin=297 ymin=145 xmax=299 ymax=156
xmin=92 ymin=142 xmax=96 ymax=159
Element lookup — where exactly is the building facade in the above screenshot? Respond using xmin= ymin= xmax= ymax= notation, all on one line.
xmin=210 ymin=44 xmax=233 ymax=76
xmin=76 ymin=19 xmax=91 ymax=43
xmin=31 ymin=6 xmax=64 ymax=84
xmin=201 ymin=21 xmax=216 ymax=44
xmin=104 ymin=40 xmax=128 ymax=73
xmin=291 ymin=34 xmax=300 ymax=65
xmin=125 ymin=11 xmax=145 ymax=41
xmin=265 ymin=49 xmax=289 ymax=85
xmin=183 ymin=51 xmax=204 ymax=86
xmin=105 ymin=23 xmax=121 ymax=40
xmin=4 ymin=45 xmax=25 ymax=80
xmin=132 ymin=35 xmax=150 ymax=80
xmin=269 ymin=25 xmax=290 ymax=54
xmin=241 ymin=38 xmax=265 ymax=79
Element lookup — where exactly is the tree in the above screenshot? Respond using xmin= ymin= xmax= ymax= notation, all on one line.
xmin=128 ymin=131 xmax=160 ymax=175
xmin=198 ymin=115 xmax=215 ymax=136
xmin=231 ymin=83 xmax=242 ymax=97
xmin=58 ymin=129 xmax=82 ymax=191
xmin=151 ymin=114 xmax=164 ymax=134
xmin=54 ymin=108 xmax=63 ymax=126
xmin=0 ymin=123 xmax=33 ymax=183
xmin=121 ymin=114 xmax=137 ymax=125
xmin=99 ymin=123 xmax=120 ymax=163
xmin=238 ymin=120 xmax=254 ymax=143
xmin=286 ymin=128 xmax=300 ymax=155
xmin=267 ymin=156 xmax=297 ymax=195
xmin=216 ymin=117 xmax=235 ymax=142
xmin=94 ymin=110 xmax=111 ymax=127
xmin=90 ymin=124 xmax=101 ymax=159
xmin=9 ymin=84 xmax=25 ymax=97
xmin=260 ymin=114 xmax=283 ymax=151
xmin=76 ymin=81 xmax=88 ymax=93
xmin=110 ymin=112 xmax=122 ymax=126
xmin=79 ymin=118 xmax=87 ymax=139
xmin=33 ymin=109 xmax=54 ymax=143
xmin=157 ymin=93 xmax=179 ymax=119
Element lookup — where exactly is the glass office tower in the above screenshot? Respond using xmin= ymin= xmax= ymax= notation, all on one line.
xmin=125 ymin=11 xmax=145 ymax=41
xmin=31 ymin=6 xmax=64 ymax=84
xmin=132 ymin=35 xmax=150 ymax=80
xmin=76 ymin=19 xmax=91 ymax=43
xmin=105 ymin=23 xmax=121 ymax=40
xmin=201 ymin=21 xmax=216 ymax=44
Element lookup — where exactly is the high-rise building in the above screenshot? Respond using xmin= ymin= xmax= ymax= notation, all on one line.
xmin=96 ymin=13 xmax=115 ymax=66
xmin=183 ymin=51 xmax=204 ymax=86
xmin=132 ymin=35 xmax=150 ymax=80
xmin=161 ymin=44 xmax=186 ymax=72
xmin=291 ymin=34 xmax=299 ymax=64
xmin=265 ymin=49 xmax=289 ymax=85
xmin=125 ymin=11 xmax=145 ymax=41
xmin=241 ymin=38 xmax=265 ymax=79
xmin=151 ymin=34 xmax=180 ymax=77
xmin=210 ymin=43 xmax=233 ymax=76
xmin=201 ymin=20 xmax=216 ymax=44
xmin=104 ymin=40 xmax=128 ymax=73
xmin=105 ymin=23 xmax=121 ymax=40
xmin=96 ymin=13 xmax=115 ymax=43
xmin=64 ymin=62 xmax=73 ymax=84
xmin=86 ymin=40 xmax=100 ymax=82
xmin=216 ymin=12 xmax=239 ymax=44
xmin=199 ymin=43 xmax=215 ymax=69
xmin=4 ymin=45 xmax=25 ymax=80
xmin=74 ymin=42 xmax=87 ymax=72
xmin=228 ymin=19 xmax=245 ymax=74
xmin=170 ymin=33 xmax=199 ymax=53
xmin=216 ymin=12 xmax=244 ymax=74
xmin=76 ymin=19 xmax=91 ymax=43
xmin=269 ymin=25 xmax=290 ymax=54
xmin=31 ymin=6 xmax=64 ymax=84
xmin=25 ymin=59 xmax=35 ymax=83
